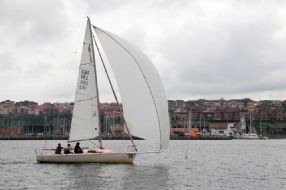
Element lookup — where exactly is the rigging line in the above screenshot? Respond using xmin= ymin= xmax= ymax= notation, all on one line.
xmin=90 ymin=139 xmax=101 ymax=148
xmin=93 ymin=25 xmax=162 ymax=150
xmin=68 ymin=137 xmax=97 ymax=143
xmin=91 ymin=26 xmax=137 ymax=151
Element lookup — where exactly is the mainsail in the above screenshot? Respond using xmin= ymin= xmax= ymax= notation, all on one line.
xmin=69 ymin=18 xmax=100 ymax=141
xmin=93 ymin=27 xmax=170 ymax=149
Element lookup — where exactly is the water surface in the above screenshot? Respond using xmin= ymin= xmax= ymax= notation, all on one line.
xmin=1 ymin=140 xmax=286 ymax=190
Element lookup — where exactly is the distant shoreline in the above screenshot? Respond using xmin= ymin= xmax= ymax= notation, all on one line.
xmin=0 ymin=135 xmax=231 ymax=140
xmin=1 ymin=134 xmax=285 ymax=140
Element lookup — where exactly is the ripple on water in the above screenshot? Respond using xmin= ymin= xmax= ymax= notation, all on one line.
xmin=0 ymin=140 xmax=286 ymax=190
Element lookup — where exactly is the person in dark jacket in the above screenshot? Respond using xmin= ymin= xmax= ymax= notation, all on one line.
xmin=74 ymin=142 xmax=83 ymax=153
xmin=64 ymin=144 xmax=72 ymax=154
xmin=55 ymin=143 xmax=62 ymax=154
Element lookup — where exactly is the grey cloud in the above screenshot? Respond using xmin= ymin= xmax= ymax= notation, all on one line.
xmin=0 ymin=52 xmax=15 ymax=71
xmin=0 ymin=0 xmax=70 ymax=45
xmin=156 ymin=1 xmax=286 ymax=99
xmin=1 ymin=0 xmax=286 ymax=102
xmin=85 ymin=0 xmax=132 ymax=13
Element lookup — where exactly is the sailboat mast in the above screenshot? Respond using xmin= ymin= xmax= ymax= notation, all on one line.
xmin=87 ymin=17 xmax=103 ymax=148
xmin=249 ymin=114 xmax=252 ymax=134
xmin=185 ymin=110 xmax=191 ymax=159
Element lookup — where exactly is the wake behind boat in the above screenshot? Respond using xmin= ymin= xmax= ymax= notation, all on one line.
xmin=36 ymin=17 xmax=170 ymax=163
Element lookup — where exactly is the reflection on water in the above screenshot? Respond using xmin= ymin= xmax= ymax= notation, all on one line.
xmin=65 ymin=162 xmax=170 ymax=190
xmin=120 ymin=165 xmax=170 ymax=190
xmin=1 ymin=140 xmax=286 ymax=190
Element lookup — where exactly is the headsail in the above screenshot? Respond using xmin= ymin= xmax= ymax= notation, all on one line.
xmin=93 ymin=27 xmax=170 ymax=150
xmin=69 ymin=18 xmax=100 ymax=141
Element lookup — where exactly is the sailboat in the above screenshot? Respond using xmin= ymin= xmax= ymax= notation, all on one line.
xmin=241 ymin=114 xmax=259 ymax=139
xmin=36 ymin=17 xmax=170 ymax=163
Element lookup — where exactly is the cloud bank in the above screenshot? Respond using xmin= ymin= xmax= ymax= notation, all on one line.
xmin=0 ymin=0 xmax=286 ymax=103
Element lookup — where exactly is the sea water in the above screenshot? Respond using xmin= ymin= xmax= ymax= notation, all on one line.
xmin=0 ymin=140 xmax=286 ymax=190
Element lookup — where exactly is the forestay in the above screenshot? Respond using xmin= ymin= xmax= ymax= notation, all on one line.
xmin=94 ymin=27 xmax=170 ymax=150
xmin=69 ymin=19 xmax=100 ymax=141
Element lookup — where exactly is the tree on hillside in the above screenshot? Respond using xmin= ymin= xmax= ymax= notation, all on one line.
xmin=282 ymin=101 xmax=286 ymax=113
xmin=16 ymin=101 xmax=38 ymax=107
xmin=240 ymin=98 xmax=253 ymax=106
xmin=259 ymin=100 xmax=272 ymax=111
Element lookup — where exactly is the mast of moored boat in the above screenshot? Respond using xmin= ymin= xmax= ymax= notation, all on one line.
xmin=185 ymin=110 xmax=191 ymax=159
xmin=249 ymin=113 xmax=252 ymax=134
xmin=87 ymin=17 xmax=103 ymax=148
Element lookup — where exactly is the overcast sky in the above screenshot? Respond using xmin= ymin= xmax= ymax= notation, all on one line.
xmin=1 ymin=0 xmax=286 ymax=103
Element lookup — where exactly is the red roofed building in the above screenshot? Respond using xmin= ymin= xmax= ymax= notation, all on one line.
xmin=209 ymin=123 xmax=228 ymax=129
xmin=209 ymin=123 xmax=233 ymax=136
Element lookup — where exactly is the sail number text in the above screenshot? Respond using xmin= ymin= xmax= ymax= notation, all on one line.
xmin=79 ymin=69 xmax=90 ymax=91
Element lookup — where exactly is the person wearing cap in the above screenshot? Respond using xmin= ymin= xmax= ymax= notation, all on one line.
xmin=74 ymin=142 xmax=83 ymax=154
xmin=55 ymin=143 xmax=62 ymax=154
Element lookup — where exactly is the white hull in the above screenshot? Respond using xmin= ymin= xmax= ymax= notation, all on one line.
xmin=241 ymin=133 xmax=259 ymax=139
xmin=36 ymin=152 xmax=136 ymax=164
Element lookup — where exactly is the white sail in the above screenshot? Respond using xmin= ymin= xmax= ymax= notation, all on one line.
xmin=69 ymin=19 xmax=100 ymax=141
xmin=36 ymin=18 xmax=171 ymax=164
xmin=94 ymin=27 xmax=170 ymax=150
